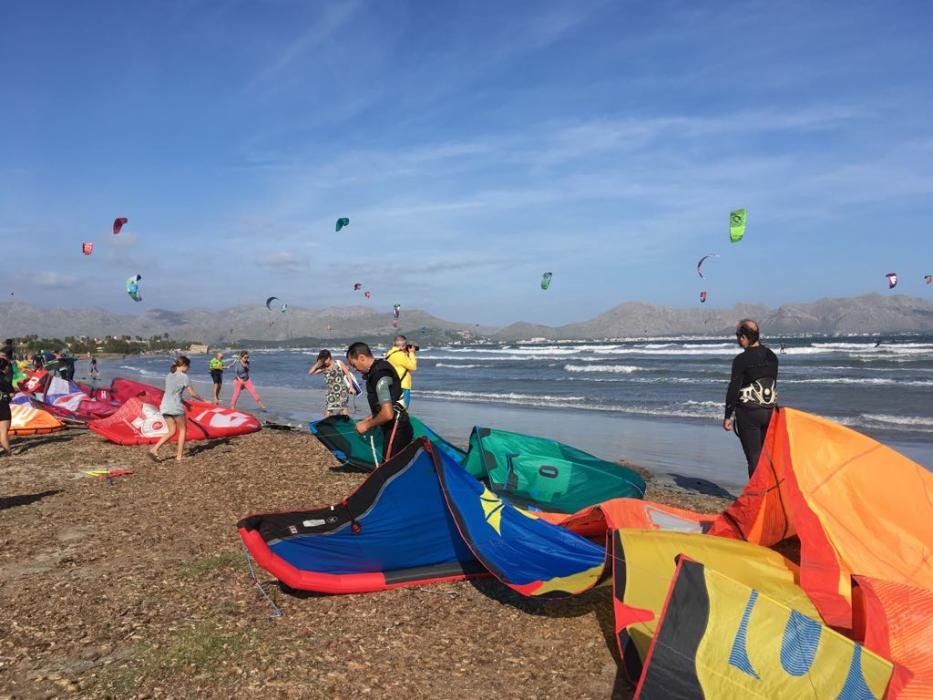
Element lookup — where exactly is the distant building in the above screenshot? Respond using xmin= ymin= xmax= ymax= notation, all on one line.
xmin=187 ymin=343 xmax=209 ymax=355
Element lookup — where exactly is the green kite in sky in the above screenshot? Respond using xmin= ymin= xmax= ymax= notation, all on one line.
xmin=336 ymin=217 xmax=350 ymax=232
xmin=729 ymin=208 xmax=746 ymax=243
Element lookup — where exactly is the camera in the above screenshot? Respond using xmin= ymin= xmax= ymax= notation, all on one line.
xmin=406 ymin=344 xmax=420 ymax=352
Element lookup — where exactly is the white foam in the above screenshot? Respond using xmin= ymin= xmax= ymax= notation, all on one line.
xmin=563 ymin=364 xmax=642 ymax=374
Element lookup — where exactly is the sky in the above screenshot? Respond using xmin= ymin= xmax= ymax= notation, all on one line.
xmin=1 ymin=0 xmax=932 ymax=326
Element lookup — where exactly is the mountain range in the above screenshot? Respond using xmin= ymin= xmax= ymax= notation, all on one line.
xmin=0 ymin=294 xmax=930 ymax=344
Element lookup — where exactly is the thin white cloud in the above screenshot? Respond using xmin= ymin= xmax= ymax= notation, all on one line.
xmin=243 ymin=0 xmax=362 ymax=93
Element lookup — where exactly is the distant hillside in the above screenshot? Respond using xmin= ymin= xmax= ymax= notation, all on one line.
xmin=0 ymin=294 xmax=930 ymax=343
xmin=494 ymin=294 xmax=933 ymax=340
xmin=0 ymin=303 xmax=488 ymax=345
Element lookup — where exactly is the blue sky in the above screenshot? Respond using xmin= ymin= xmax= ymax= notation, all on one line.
xmin=2 ymin=0 xmax=931 ymax=325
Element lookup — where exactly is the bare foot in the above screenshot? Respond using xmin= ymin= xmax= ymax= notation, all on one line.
xmin=147 ymin=450 xmax=159 ymax=462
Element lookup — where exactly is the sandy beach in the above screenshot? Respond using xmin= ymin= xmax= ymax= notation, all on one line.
xmin=0 ymin=426 xmax=731 ymax=699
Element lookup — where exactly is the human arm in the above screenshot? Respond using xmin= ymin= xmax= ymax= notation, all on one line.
xmin=724 ymin=354 xmax=743 ymax=424
xmin=355 ymin=376 xmax=395 ymax=434
xmin=184 ymin=376 xmax=206 ymax=403
xmin=390 ymin=350 xmax=417 ymax=373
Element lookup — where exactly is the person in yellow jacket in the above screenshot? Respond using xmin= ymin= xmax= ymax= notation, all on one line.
xmin=385 ymin=334 xmax=417 ymax=408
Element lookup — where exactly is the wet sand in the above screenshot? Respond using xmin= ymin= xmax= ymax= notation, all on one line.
xmin=0 ymin=426 xmax=731 ymax=699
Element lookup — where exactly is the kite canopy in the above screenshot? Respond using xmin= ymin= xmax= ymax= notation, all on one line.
xmin=238 ymin=439 xmax=483 ymax=594
xmin=886 ymin=272 xmax=898 ymax=289
xmin=126 ymin=275 xmax=142 ymax=302
xmin=364 ymin=290 xmax=372 ymax=299
xmin=925 ymin=274 xmax=932 ymax=285
xmin=113 ymin=217 xmax=128 ymax=235
xmin=336 ymin=217 xmax=350 ymax=232
xmin=82 ymin=242 xmax=93 ymax=256
xmin=10 ymin=404 xmax=65 ymax=436
xmin=541 ymin=272 xmax=552 ymax=290
xmin=699 ymin=290 xmax=708 ymax=303
xmin=729 ymin=208 xmax=746 ymax=243
xmin=710 ymin=407 xmax=933 ymax=629
xmin=634 ymin=559 xmax=893 ymax=699
xmin=89 ymin=395 xmax=261 ymax=445
xmin=462 ymin=427 xmax=645 ymax=514
xmin=353 ymin=282 xmax=362 ymax=291
xmin=696 ymin=254 xmax=718 ymax=278
xmin=308 ymin=415 xmax=466 ymax=472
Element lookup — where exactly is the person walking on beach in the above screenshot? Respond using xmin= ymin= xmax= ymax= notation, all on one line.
xmin=0 ymin=349 xmax=14 ymax=457
xmin=723 ymin=319 xmax=778 ymax=477
xmin=230 ymin=350 xmax=266 ymax=411
xmin=385 ymin=335 xmax=417 ymax=409
xmin=209 ymin=352 xmax=230 ymax=404
xmin=88 ymin=355 xmax=99 ymax=379
xmin=149 ymin=356 xmax=206 ymax=463
xmin=346 ymin=342 xmax=413 ymax=462
xmin=308 ymin=350 xmax=355 ymax=417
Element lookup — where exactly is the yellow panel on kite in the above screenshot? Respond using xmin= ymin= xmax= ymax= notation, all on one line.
xmin=612 ymin=529 xmax=817 ymax=683
xmin=635 ymin=560 xmax=893 ymax=699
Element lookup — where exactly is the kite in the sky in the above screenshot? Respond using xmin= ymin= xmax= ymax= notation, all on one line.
xmin=393 ymin=304 xmax=401 ymax=320
xmin=364 ymin=291 xmax=372 ymax=299
xmin=265 ymin=296 xmax=287 ymax=313
xmin=336 ymin=217 xmax=350 ymax=232
xmin=541 ymin=272 xmax=552 ymax=290
xmin=925 ymin=274 xmax=932 ymax=285
xmin=353 ymin=282 xmax=362 ymax=291
xmin=113 ymin=217 xmax=128 ymax=235
xmin=729 ymin=208 xmax=746 ymax=243
xmin=126 ymin=275 xmax=142 ymax=302
xmin=886 ymin=272 xmax=898 ymax=289
xmin=696 ymin=254 xmax=719 ymax=278
xmin=82 ymin=242 xmax=93 ymax=256
xmin=699 ymin=290 xmax=708 ymax=303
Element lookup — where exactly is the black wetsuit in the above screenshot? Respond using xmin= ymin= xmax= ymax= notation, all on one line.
xmin=0 ymin=361 xmax=13 ymax=423
xmin=364 ymin=358 xmax=413 ymax=461
xmin=725 ymin=345 xmax=779 ymax=477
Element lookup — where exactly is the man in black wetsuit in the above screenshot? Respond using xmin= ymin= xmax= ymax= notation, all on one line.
xmin=346 ymin=342 xmax=414 ymax=463
xmin=723 ymin=319 xmax=778 ymax=477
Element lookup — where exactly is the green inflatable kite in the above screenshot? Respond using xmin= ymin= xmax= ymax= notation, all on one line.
xmin=729 ymin=208 xmax=746 ymax=243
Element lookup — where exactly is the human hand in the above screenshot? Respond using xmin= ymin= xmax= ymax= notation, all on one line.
xmin=722 ymin=418 xmax=733 ymax=432
xmin=354 ymin=420 xmax=368 ymax=435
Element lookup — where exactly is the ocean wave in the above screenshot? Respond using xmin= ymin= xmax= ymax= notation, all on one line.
xmin=119 ymin=365 xmax=163 ymax=377
xmin=417 ymin=390 xmax=721 ymax=420
xmin=564 ymin=364 xmax=642 ymax=374
xmin=781 ymin=378 xmax=933 ymax=387
xmin=434 ymin=363 xmax=480 ymax=369
xmin=856 ymin=414 xmax=933 ymax=432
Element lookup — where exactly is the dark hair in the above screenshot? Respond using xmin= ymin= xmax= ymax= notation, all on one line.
xmin=170 ymin=356 xmax=191 ymax=373
xmin=736 ymin=320 xmax=760 ymax=343
xmin=316 ymin=349 xmax=332 ymax=363
xmin=395 ymin=335 xmax=407 ymax=342
xmin=346 ymin=342 xmax=373 ymax=360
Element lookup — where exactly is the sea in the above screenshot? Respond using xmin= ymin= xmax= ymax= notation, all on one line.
xmin=99 ymin=334 xmax=933 ymax=492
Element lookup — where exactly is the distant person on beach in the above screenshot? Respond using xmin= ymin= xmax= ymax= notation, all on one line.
xmin=209 ymin=352 xmax=231 ymax=404
xmin=385 ymin=335 xmax=417 ymax=408
xmin=346 ymin=342 xmax=413 ymax=462
xmin=149 ymin=356 xmax=206 ymax=463
xmin=31 ymin=353 xmax=44 ymax=371
xmin=308 ymin=350 xmax=353 ymax=417
xmin=1 ymin=339 xmax=14 ymax=361
xmin=779 ymin=343 xmax=786 ymax=354
xmin=0 ymin=349 xmax=13 ymax=457
xmin=723 ymin=319 xmax=778 ymax=477
xmin=230 ymin=350 xmax=266 ymax=411
xmin=88 ymin=356 xmax=99 ymax=379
